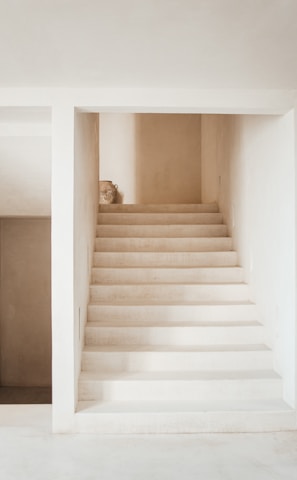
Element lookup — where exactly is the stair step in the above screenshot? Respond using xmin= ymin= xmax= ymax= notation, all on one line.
xmin=85 ymin=321 xmax=264 ymax=346
xmin=80 ymin=203 xmax=287 ymax=433
xmin=94 ymin=251 xmax=238 ymax=268
xmin=92 ymin=267 xmax=244 ymax=284
xmin=78 ymin=370 xmax=281 ymax=402
xmin=82 ymin=345 xmax=272 ymax=372
xmin=90 ymin=283 xmax=250 ymax=303
xmin=95 ymin=237 xmax=232 ymax=252
xmin=97 ymin=212 xmax=223 ymax=225
xmin=99 ymin=204 xmax=219 ymax=213
xmin=74 ymin=399 xmax=295 ymax=433
xmin=87 ymin=302 xmax=259 ymax=323
xmin=96 ymin=224 xmax=227 ymax=237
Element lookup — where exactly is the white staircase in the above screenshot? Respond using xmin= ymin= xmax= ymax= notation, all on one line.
xmin=76 ymin=203 xmax=294 ymax=433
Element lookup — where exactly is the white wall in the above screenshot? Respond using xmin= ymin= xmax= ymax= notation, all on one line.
xmin=51 ymin=107 xmax=76 ymax=432
xmin=100 ymin=113 xmax=201 ymax=204
xmin=51 ymin=108 xmax=99 ymax=432
xmin=100 ymin=113 xmax=135 ymax=203
xmin=204 ymin=113 xmax=296 ymax=406
xmin=0 ymin=108 xmax=51 ymax=216
xmin=74 ymin=112 xmax=99 ymax=402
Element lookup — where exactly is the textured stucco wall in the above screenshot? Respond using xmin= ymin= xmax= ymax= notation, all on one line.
xmin=0 ymin=218 xmax=51 ymax=387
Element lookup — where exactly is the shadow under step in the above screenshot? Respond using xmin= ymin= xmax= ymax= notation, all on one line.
xmin=92 ymin=266 xmax=244 ymax=284
xmin=97 ymin=212 xmax=223 ymax=225
xmin=96 ymin=224 xmax=227 ymax=237
xmin=95 ymin=237 xmax=232 ymax=252
xmin=87 ymin=302 xmax=259 ymax=323
xmin=98 ymin=203 xmax=219 ymax=213
xmin=82 ymin=344 xmax=273 ymax=372
xmin=93 ymin=251 xmax=238 ymax=268
xmin=78 ymin=370 xmax=282 ymax=402
xmin=74 ymin=398 xmax=295 ymax=433
xmin=85 ymin=320 xmax=264 ymax=346
xmin=90 ymin=283 xmax=250 ymax=303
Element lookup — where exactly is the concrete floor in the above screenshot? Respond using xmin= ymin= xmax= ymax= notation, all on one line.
xmin=0 ymin=406 xmax=297 ymax=480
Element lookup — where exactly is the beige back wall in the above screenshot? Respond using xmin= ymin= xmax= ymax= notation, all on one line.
xmin=0 ymin=218 xmax=51 ymax=387
xmin=135 ymin=114 xmax=201 ymax=203
xmin=100 ymin=113 xmax=201 ymax=204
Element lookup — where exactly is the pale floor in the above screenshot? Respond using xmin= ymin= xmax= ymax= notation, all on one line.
xmin=0 ymin=406 xmax=297 ymax=480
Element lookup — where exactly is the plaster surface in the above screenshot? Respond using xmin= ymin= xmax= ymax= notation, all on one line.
xmin=0 ymin=406 xmax=297 ymax=480
xmin=100 ymin=113 xmax=201 ymax=203
xmin=0 ymin=1 xmax=297 ymax=89
xmin=0 ymin=218 xmax=51 ymax=387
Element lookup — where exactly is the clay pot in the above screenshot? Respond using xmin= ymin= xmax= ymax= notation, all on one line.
xmin=99 ymin=180 xmax=118 ymax=204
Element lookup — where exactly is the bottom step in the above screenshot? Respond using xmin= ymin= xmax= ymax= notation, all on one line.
xmin=74 ymin=400 xmax=296 ymax=433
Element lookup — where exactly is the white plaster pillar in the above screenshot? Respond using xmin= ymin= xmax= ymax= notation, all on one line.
xmin=51 ymin=106 xmax=75 ymax=432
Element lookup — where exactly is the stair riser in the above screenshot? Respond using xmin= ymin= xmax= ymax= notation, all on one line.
xmin=79 ymin=378 xmax=282 ymax=402
xmin=93 ymin=251 xmax=238 ymax=268
xmin=96 ymin=225 xmax=227 ymax=238
xmin=88 ymin=304 xmax=259 ymax=323
xmin=90 ymin=284 xmax=250 ymax=303
xmin=95 ymin=237 xmax=232 ymax=252
xmin=92 ymin=267 xmax=244 ymax=284
xmin=97 ymin=213 xmax=223 ymax=225
xmin=82 ymin=351 xmax=272 ymax=372
xmin=85 ymin=326 xmax=264 ymax=346
xmin=99 ymin=204 xmax=219 ymax=213
xmin=74 ymin=409 xmax=296 ymax=434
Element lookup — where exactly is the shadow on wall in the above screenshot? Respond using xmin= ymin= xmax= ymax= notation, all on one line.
xmin=134 ymin=114 xmax=202 ymax=204
xmin=0 ymin=218 xmax=52 ymax=390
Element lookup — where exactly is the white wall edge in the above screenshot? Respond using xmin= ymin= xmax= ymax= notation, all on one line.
xmin=0 ymin=88 xmax=295 ymax=114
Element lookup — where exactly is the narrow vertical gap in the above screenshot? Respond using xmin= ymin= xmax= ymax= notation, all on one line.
xmin=0 ymin=219 xmax=2 ymax=388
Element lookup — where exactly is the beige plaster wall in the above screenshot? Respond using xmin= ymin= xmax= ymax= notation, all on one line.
xmin=0 ymin=218 xmax=51 ymax=387
xmin=201 ymin=115 xmax=222 ymax=204
xmin=135 ymin=114 xmax=201 ymax=203
xmin=100 ymin=113 xmax=201 ymax=204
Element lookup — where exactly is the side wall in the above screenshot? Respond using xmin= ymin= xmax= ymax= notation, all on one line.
xmin=73 ymin=112 xmax=99 ymax=404
xmin=100 ymin=113 xmax=201 ymax=204
xmin=0 ymin=218 xmax=51 ymax=386
xmin=204 ymin=113 xmax=296 ymax=405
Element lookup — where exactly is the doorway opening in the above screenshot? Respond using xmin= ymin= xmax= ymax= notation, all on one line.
xmin=0 ymin=107 xmax=52 ymax=406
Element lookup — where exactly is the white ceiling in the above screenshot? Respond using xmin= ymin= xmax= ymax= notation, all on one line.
xmin=0 ymin=0 xmax=297 ymax=89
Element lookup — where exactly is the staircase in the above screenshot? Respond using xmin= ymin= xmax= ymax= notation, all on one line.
xmin=76 ymin=203 xmax=294 ymax=433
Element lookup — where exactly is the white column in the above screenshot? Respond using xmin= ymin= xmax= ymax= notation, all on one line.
xmin=51 ymin=106 xmax=75 ymax=432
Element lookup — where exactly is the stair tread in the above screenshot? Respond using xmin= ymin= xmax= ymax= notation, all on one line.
xmin=77 ymin=398 xmax=291 ymax=413
xmin=86 ymin=320 xmax=261 ymax=327
xmin=98 ymin=213 xmax=221 ymax=216
xmin=79 ymin=370 xmax=280 ymax=381
xmin=96 ymin=236 xmax=228 ymax=239
xmin=99 ymin=203 xmax=218 ymax=209
xmin=89 ymin=300 xmax=254 ymax=306
xmin=84 ymin=344 xmax=269 ymax=353
xmin=91 ymin=282 xmax=247 ymax=287
xmin=92 ymin=266 xmax=242 ymax=270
